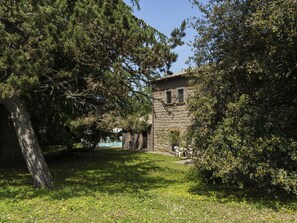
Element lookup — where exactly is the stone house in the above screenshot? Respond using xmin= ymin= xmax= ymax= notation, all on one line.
xmin=151 ymin=72 xmax=193 ymax=152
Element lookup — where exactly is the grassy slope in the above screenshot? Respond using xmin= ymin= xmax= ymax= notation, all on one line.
xmin=0 ymin=149 xmax=296 ymax=223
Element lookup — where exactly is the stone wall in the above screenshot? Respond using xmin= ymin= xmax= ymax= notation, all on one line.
xmin=152 ymin=75 xmax=193 ymax=152
xmin=122 ymin=126 xmax=152 ymax=150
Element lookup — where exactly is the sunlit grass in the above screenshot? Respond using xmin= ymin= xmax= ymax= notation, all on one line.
xmin=0 ymin=148 xmax=296 ymax=222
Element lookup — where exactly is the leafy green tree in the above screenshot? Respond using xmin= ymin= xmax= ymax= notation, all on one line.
xmin=189 ymin=0 xmax=297 ymax=194
xmin=0 ymin=0 xmax=185 ymax=187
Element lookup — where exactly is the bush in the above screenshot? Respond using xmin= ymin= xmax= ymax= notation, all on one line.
xmin=190 ymin=91 xmax=297 ymax=195
xmin=188 ymin=0 xmax=297 ymax=196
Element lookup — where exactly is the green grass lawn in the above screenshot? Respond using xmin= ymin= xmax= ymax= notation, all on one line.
xmin=0 ymin=148 xmax=296 ymax=223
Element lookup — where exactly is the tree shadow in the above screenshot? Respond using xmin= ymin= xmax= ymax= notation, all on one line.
xmin=186 ymin=168 xmax=297 ymax=211
xmin=0 ymin=148 xmax=176 ymax=200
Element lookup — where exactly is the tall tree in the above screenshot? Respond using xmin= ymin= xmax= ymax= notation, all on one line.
xmin=0 ymin=0 xmax=185 ymax=187
xmin=189 ymin=0 xmax=297 ymax=194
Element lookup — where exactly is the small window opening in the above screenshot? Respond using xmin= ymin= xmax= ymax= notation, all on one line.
xmin=178 ymin=89 xmax=184 ymax=103
xmin=166 ymin=91 xmax=172 ymax=104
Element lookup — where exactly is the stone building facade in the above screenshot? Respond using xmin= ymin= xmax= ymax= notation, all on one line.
xmin=122 ymin=126 xmax=152 ymax=150
xmin=151 ymin=72 xmax=192 ymax=152
xmin=122 ymin=115 xmax=152 ymax=150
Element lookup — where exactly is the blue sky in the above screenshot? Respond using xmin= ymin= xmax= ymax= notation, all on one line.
xmin=124 ymin=0 xmax=205 ymax=73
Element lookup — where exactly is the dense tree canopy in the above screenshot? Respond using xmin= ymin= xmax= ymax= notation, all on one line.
xmin=0 ymin=0 xmax=185 ymax=187
xmin=0 ymin=0 xmax=185 ymax=142
xmin=0 ymin=0 xmax=183 ymax=114
xmin=189 ymin=0 xmax=297 ymax=194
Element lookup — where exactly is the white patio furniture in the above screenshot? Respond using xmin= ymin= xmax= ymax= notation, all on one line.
xmin=186 ymin=147 xmax=194 ymax=158
xmin=173 ymin=146 xmax=184 ymax=157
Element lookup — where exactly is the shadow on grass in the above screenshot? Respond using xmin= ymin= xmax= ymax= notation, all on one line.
xmin=187 ymin=168 xmax=297 ymax=211
xmin=0 ymin=148 xmax=175 ymax=200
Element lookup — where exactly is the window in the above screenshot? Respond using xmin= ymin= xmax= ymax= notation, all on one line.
xmin=177 ymin=88 xmax=184 ymax=103
xmin=165 ymin=91 xmax=172 ymax=104
xmin=164 ymin=88 xmax=185 ymax=105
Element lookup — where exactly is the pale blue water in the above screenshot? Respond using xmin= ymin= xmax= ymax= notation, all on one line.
xmin=97 ymin=142 xmax=122 ymax=148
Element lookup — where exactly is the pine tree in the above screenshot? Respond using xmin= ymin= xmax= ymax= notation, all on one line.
xmin=0 ymin=0 xmax=185 ymax=187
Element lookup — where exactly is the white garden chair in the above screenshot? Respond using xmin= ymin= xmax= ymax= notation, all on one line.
xmin=174 ymin=146 xmax=184 ymax=157
xmin=186 ymin=148 xmax=194 ymax=158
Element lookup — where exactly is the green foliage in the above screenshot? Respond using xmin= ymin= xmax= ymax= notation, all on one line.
xmin=0 ymin=0 xmax=184 ymax=146
xmin=119 ymin=83 xmax=153 ymax=133
xmin=189 ymin=0 xmax=297 ymax=195
xmin=121 ymin=114 xmax=150 ymax=133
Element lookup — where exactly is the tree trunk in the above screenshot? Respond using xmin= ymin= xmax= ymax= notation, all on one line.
xmin=3 ymin=97 xmax=53 ymax=188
